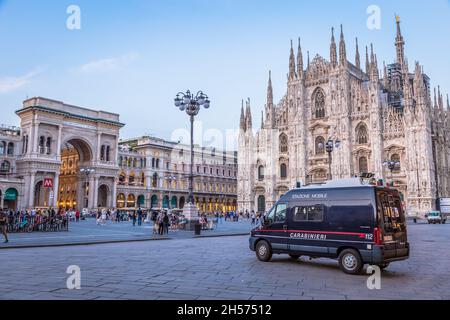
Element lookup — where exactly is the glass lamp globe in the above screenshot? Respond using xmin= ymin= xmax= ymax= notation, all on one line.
xmin=203 ymin=100 xmax=210 ymax=109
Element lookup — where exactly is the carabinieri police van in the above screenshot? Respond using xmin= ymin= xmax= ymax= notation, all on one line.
xmin=249 ymin=178 xmax=410 ymax=275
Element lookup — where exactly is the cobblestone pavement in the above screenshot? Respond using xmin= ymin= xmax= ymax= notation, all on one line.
xmin=0 ymin=219 xmax=252 ymax=248
xmin=0 ymin=223 xmax=448 ymax=300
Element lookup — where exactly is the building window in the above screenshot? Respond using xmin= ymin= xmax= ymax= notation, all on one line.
xmin=7 ymin=143 xmax=14 ymax=156
xmin=258 ymin=166 xmax=264 ymax=181
xmin=359 ymin=156 xmax=368 ymax=174
xmin=100 ymin=145 xmax=106 ymax=161
xmin=0 ymin=141 xmax=5 ymax=155
xmin=46 ymin=137 xmax=51 ymax=155
xmin=39 ymin=136 xmax=45 ymax=154
xmin=0 ymin=160 xmax=11 ymax=174
xmin=279 ymin=134 xmax=288 ymax=153
xmin=315 ymin=136 xmax=325 ymax=155
xmin=356 ymin=123 xmax=368 ymax=144
xmin=280 ymin=163 xmax=287 ymax=179
xmin=106 ymin=146 xmax=111 ymax=162
xmin=313 ymin=88 xmax=326 ymax=119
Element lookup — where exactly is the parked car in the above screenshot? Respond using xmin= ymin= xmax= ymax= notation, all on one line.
xmin=426 ymin=211 xmax=446 ymax=224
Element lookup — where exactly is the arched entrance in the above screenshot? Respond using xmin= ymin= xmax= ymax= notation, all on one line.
xmin=162 ymin=196 xmax=169 ymax=209
xmin=4 ymin=188 xmax=18 ymax=211
xmin=97 ymin=185 xmax=109 ymax=208
xmin=257 ymin=195 xmax=266 ymax=214
xmin=171 ymin=196 xmax=177 ymax=209
xmin=117 ymin=193 xmax=125 ymax=208
xmin=58 ymin=138 xmax=94 ymax=210
xmin=34 ymin=181 xmax=50 ymax=208
xmin=127 ymin=194 xmax=136 ymax=208
xmin=137 ymin=195 xmax=145 ymax=208
xmin=151 ymin=195 xmax=158 ymax=209
xmin=179 ymin=197 xmax=185 ymax=209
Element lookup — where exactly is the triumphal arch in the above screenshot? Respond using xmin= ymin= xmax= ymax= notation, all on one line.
xmin=15 ymin=97 xmax=124 ymax=211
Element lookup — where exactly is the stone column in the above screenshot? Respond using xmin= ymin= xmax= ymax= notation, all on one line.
xmin=56 ymin=125 xmax=63 ymax=160
xmin=93 ymin=176 xmax=99 ymax=208
xmin=112 ymin=179 xmax=117 ymax=209
xmin=52 ymin=173 xmax=60 ymax=208
xmin=88 ymin=175 xmax=95 ymax=209
xmin=32 ymin=120 xmax=40 ymax=154
xmin=28 ymin=173 xmax=36 ymax=208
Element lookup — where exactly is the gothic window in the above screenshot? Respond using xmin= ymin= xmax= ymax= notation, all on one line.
xmin=279 ymin=134 xmax=288 ymax=153
xmin=313 ymin=89 xmax=326 ymax=119
xmin=280 ymin=163 xmax=287 ymax=179
xmin=258 ymin=166 xmax=264 ymax=181
xmin=359 ymin=156 xmax=368 ymax=174
xmin=356 ymin=123 xmax=368 ymax=144
xmin=315 ymin=136 xmax=325 ymax=155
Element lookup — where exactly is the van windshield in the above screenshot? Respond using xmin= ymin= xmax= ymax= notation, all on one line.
xmin=376 ymin=190 xmax=406 ymax=233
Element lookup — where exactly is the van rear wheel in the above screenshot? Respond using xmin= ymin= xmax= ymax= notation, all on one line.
xmin=338 ymin=249 xmax=363 ymax=275
xmin=256 ymin=240 xmax=272 ymax=262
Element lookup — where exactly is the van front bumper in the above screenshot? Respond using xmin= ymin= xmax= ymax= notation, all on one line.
xmin=361 ymin=243 xmax=410 ymax=265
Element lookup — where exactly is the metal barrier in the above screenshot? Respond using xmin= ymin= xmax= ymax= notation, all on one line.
xmin=6 ymin=215 xmax=69 ymax=233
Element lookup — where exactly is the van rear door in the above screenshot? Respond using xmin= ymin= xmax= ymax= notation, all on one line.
xmin=376 ymin=189 xmax=408 ymax=258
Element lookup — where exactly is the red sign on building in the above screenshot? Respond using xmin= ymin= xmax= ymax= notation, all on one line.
xmin=44 ymin=178 xmax=54 ymax=188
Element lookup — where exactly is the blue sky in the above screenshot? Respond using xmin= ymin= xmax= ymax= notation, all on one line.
xmin=1 ymin=0 xmax=449 ymax=150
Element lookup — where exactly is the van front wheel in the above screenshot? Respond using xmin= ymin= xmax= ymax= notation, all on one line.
xmin=338 ymin=249 xmax=363 ymax=275
xmin=256 ymin=240 xmax=272 ymax=262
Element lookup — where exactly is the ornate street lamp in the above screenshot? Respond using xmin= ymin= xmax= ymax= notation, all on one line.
xmin=383 ymin=160 xmax=400 ymax=181
xmin=174 ymin=90 xmax=210 ymax=227
xmin=164 ymin=175 xmax=177 ymax=209
xmin=80 ymin=167 xmax=95 ymax=209
xmin=319 ymin=138 xmax=341 ymax=181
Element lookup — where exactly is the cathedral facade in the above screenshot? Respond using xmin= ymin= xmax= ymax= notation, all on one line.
xmin=238 ymin=17 xmax=450 ymax=217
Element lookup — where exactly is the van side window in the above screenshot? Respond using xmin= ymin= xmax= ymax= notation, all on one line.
xmin=293 ymin=205 xmax=324 ymax=222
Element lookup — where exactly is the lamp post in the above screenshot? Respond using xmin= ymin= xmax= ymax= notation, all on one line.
xmin=164 ymin=175 xmax=177 ymax=209
xmin=80 ymin=167 xmax=95 ymax=209
xmin=383 ymin=160 xmax=400 ymax=182
xmin=174 ymin=90 xmax=210 ymax=227
xmin=319 ymin=138 xmax=341 ymax=181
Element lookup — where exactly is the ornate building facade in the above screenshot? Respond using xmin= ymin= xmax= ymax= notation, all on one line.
xmin=0 ymin=97 xmax=123 ymax=211
xmin=238 ymin=18 xmax=450 ymax=217
xmin=117 ymin=136 xmax=238 ymax=213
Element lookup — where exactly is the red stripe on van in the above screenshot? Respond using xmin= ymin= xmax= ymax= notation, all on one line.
xmin=258 ymin=229 xmax=366 ymax=239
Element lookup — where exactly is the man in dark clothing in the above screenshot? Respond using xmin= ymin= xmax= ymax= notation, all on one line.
xmin=0 ymin=210 xmax=9 ymax=243
xmin=132 ymin=211 xmax=137 ymax=227
xmin=163 ymin=212 xmax=170 ymax=235
xmin=137 ymin=207 xmax=143 ymax=226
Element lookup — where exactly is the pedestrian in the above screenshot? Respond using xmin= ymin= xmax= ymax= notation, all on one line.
xmin=163 ymin=212 xmax=170 ymax=235
xmin=132 ymin=210 xmax=137 ymax=227
xmin=75 ymin=210 xmax=80 ymax=222
xmin=251 ymin=211 xmax=256 ymax=225
xmin=137 ymin=207 xmax=143 ymax=226
xmin=157 ymin=212 xmax=164 ymax=235
xmin=101 ymin=209 xmax=107 ymax=226
xmin=0 ymin=209 xmax=9 ymax=243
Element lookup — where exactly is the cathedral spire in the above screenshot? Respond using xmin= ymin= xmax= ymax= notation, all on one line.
xmin=267 ymin=70 xmax=273 ymax=106
xmin=355 ymin=37 xmax=360 ymax=70
xmin=307 ymin=51 xmax=310 ymax=69
xmin=339 ymin=24 xmax=347 ymax=65
xmin=383 ymin=61 xmax=389 ymax=88
xmin=395 ymin=15 xmax=405 ymax=67
xmin=289 ymin=40 xmax=296 ymax=80
xmin=245 ymin=98 xmax=252 ymax=130
xmin=330 ymin=27 xmax=337 ymax=68
xmin=297 ymin=38 xmax=303 ymax=79
xmin=240 ymin=100 xmax=246 ymax=131
xmin=365 ymin=46 xmax=370 ymax=74
xmin=261 ymin=110 xmax=264 ymax=129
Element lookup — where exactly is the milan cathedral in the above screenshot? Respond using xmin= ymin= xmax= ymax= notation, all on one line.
xmin=238 ymin=17 xmax=450 ymax=216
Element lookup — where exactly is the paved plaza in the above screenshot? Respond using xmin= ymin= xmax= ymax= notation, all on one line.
xmin=0 ymin=219 xmax=252 ymax=248
xmin=0 ymin=222 xmax=449 ymax=300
